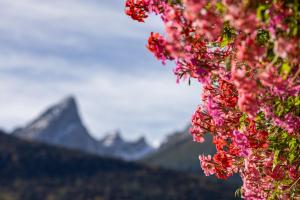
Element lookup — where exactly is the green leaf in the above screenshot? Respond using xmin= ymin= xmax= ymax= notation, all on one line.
xmin=234 ymin=187 xmax=242 ymax=198
xmin=256 ymin=29 xmax=270 ymax=45
xmin=239 ymin=113 xmax=248 ymax=128
xmin=257 ymin=4 xmax=269 ymax=22
xmin=289 ymin=138 xmax=297 ymax=151
xmin=221 ymin=35 xmax=229 ymax=47
xmin=216 ymin=2 xmax=225 ymax=14
xmin=221 ymin=22 xmax=236 ymax=47
xmin=280 ymin=62 xmax=291 ymax=79
xmin=288 ymin=152 xmax=296 ymax=163
xmin=255 ymin=111 xmax=265 ymax=122
xmin=273 ymin=150 xmax=280 ymax=169
xmin=295 ymin=96 xmax=300 ymax=106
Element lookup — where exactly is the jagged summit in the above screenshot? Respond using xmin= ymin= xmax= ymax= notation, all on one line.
xmin=12 ymin=96 xmax=154 ymax=160
xmin=101 ymin=130 xmax=124 ymax=147
xmin=57 ymin=96 xmax=77 ymax=111
xmin=24 ymin=95 xmax=81 ymax=134
xmin=13 ymin=96 xmax=98 ymax=153
xmin=100 ymin=131 xmax=149 ymax=147
xmin=98 ymin=131 xmax=154 ymax=160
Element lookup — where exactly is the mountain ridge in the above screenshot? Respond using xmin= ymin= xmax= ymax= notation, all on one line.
xmin=12 ymin=96 xmax=153 ymax=160
xmin=0 ymin=130 xmax=237 ymax=200
xmin=141 ymin=126 xmax=242 ymax=185
xmin=143 ymin=126 xmax=216 ymax=172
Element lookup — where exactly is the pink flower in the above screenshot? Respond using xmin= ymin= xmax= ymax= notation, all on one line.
xmin=126 ymin=1 xmax=300 ymax=198
xmin=205 ymin=97 xmax=225 ymax=126
xmin=231 ymin=62 xmax=259 ymax=118
xmin=232 ymin=130 xmax=250 ymax=157
xmin=274 ymin=37 xmax=300 ymax=64
xmin=199 ymin=155 xmax=216 ymax=176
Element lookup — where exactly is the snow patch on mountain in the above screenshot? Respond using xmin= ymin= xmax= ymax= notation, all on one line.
xmin=12 ymin=96 xmax=154 ymax=160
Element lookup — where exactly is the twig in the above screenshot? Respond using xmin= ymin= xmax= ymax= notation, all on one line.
xmin=291 ymin=65 xmax=300 ymax=82
xmin=289 ymin=176 xmax=300 ymax=190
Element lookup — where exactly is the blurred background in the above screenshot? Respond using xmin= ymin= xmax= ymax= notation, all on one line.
xmin=0 ymin=0 xmax=240 ymax=199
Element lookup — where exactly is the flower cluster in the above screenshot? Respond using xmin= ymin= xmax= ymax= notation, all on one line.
xmin=125 ymin=0 xmax=300 ymax=199
xmin=125 ymin=0 xmax=149 ymax=22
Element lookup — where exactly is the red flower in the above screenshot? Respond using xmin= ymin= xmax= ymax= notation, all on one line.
xmin=247 ymin=121 xmax=268 ymax=149
xmin=218 ymin=79 xmax=238 ymax=108
xmin=147 ymin=32 xmax=173 ymax=64
xmin=125 ymin=0 xmax=149 ymax=22
xmin=213 ymin=136 xmax=227 ymax=151
xmin=125 ymin=1 xmax=300 ymax=198
xmin=213 ymin=151 xmax=232 ymax=169
xmin=213 ymin=150 xmax=233 ymax=179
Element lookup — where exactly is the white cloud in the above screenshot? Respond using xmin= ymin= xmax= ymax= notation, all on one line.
xmin=0 ymin=0 xmax=202 ymax=145
xmin=0 ymin=0 xmax=163 ymax=49
xmin=0 ymin=53 xmax=202 ymax=144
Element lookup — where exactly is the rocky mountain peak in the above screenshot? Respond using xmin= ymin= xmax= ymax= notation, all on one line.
xmin=24 ymin=96 xmax=81 ymax=134
xmin=58 ymin=96 xmax=77 ymax=110
xmin=134 ymin=136 xmax=148 ymax=145
xmin=13 ymin=96 xmax=98 ymax=153
xmin=12 ymin=96 xmax=154 ymax=161
xmin=101 ymin=130 xmax=124 ymax=147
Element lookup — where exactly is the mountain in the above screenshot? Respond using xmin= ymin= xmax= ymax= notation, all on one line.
xmin=12 ymin=96 xmax=153 ymax=160
xmin=13 ymin=96 xmax=100 ymax=154
xmin=99 ymin=131 xmax=154 ymax=160
xmin=142 ymin=126 xmax=242 ymax=184
xmin=0 ymin=130 xmax=238 ymax=200
xmin=143 ymin=126 xmax=216 ymax=172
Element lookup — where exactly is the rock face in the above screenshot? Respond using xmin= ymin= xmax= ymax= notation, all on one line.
xmin=99 ymin=131 xmax=154 ymax=160
xmin=142 ymin=126 xmax=216 ymax=172
xmin=13 ymin=96 xmax=99 ymax=154
xmin=13 ymin=96 xmax=153 ymax=160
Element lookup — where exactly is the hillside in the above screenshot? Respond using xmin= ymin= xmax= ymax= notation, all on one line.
xmin=0 ymin=130 xmax=238 ymax=200
xmin=142 ymin=127 xmax=242 ymax=185
xmin=143 ymin=127 xmax=216 ymax=172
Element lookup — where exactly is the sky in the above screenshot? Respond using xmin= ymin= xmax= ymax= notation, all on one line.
xmin=0 ymin=0 xmax=202 ymax=146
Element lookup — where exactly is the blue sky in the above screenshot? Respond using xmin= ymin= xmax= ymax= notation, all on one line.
xmin=0 ymin=0 xmax=201 ymax=146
